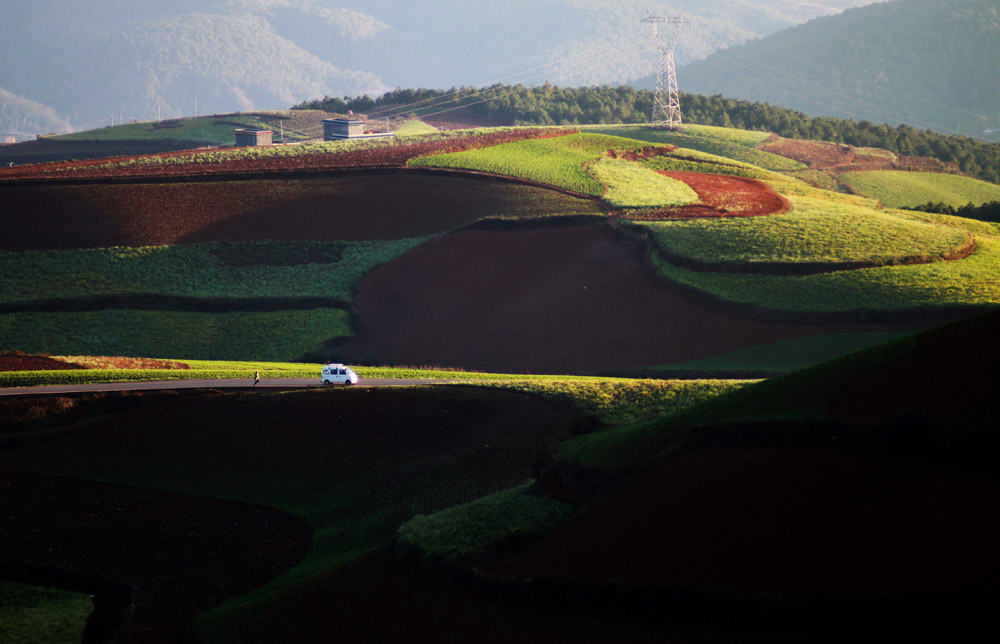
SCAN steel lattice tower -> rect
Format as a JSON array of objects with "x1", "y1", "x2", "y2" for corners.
[{"x1": 642, "y1": 12, "x2": 690, "y2": 128}]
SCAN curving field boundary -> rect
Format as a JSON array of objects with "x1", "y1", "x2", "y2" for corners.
[
  {"x1": 645, "y1": 230, "x2": 977, "y2": 276},
  {"x1": 618, "y1": 171, "x2": 790, "y2": 220}
]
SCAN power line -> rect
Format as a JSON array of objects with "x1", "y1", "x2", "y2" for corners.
[
  {"x1": 642, "y1": 11, "x2": 689, "y2": 127},
  {"x1": 364, "y1": 47, "x2": 615, "y2": 121}
]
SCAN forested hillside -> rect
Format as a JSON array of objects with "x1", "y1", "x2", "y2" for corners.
[
  {"x1": 296, "y1": 85, "x2": 1000, "y2": 184},
  {"x1": 0, "y1": 89, "x2": 70, "y2": 140},
  {"x1": 674, "y1": 0, "x2": 1000, "y2": 140},
  {"x1": 0, "y1": 0, "x2": 878, "y2": 133}
]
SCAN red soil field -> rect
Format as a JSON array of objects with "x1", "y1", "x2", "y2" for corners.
[
  {"x1": 649, "y1": 171, "x2": 791, "y2": 218},
  {"x1": 759, "y1": 136, "x2": 855, "y2": 169},
  {"x1": 0, "y1": 354, "x2": 84, "y2": 371},
  {"x1": 0, "y1": 129, "x2": 569, "y2": 183},
  {"x1": 335, "y1": 222, "x2": 922, "y2": 374},
  {"x1": 0, "y1": 175, "x2": 601, "y2": 250},
  {"x1": 489, "y1": 447, "x2": 1000, "y2": 595}
]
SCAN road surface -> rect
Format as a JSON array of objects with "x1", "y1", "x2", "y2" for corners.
[{"x1": 0, "y1": 378, "x2": 456, "y2": 397}]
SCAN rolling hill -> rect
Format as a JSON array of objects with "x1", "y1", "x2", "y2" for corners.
[
  {"x1": 674, "y1": 0, "x2": 1000, "y2": 140},
  {"x1": 0, "y1": 0, "x2": 881, "y2": 135},
  {"x1": 4, "y1": 113, "x2": 1000, "y2": 641}
]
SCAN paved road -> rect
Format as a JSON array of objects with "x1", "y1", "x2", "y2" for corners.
[{"x1": 0, "y1": 378, "x2": 455, "y2": 397}]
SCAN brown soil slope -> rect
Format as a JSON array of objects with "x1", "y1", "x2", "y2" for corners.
[
  {"x1": 0, "y1": 175, "x2": 600, "y2": 250},
  {"x1": 336, "y1": 222, "x2": 927, "y2": 374}
]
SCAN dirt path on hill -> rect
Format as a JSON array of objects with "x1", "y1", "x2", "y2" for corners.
[{"x1": 335, "y1": 222, "x2": 925, "y2": 374}]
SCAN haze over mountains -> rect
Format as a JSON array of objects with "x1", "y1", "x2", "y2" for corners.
[
  {"x1": 675, "y1": 0, "x2": 1000, "y2": 140},
  {"x1": 1, "y1": 0, "x2": 878, "y2": 138}
]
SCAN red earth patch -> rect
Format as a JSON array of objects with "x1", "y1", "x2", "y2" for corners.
[
  {"x1": 0, "y1": 354, "x2": 85, "y2": 371},
  {"x1": 335, "y1": 222, "x2": 922, "y2": 374},
  {"x1": 653, "y1": 171, "x2": 790, "y2": 218}
]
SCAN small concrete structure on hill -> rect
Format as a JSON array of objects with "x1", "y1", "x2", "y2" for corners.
[
  {"x1": 234, "y1": 129, "x2": 273, "y2": 147},
  {"x1": 322, "y1": 118, "x2": 394, "y2": 141}
]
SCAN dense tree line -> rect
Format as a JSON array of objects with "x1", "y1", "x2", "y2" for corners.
[
  {"x1": 907, "y1": 201, "x2": 1000, "y2": 224},
  {"x1": 293, "y1": 84, "x2": 1000, "y2": 184}
]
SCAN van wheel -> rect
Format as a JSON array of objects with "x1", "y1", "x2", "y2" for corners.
[{"x1": 344, "y1": 379, "x2": 353, "y2": 386}]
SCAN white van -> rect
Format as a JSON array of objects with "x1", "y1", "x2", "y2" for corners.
[{"x1": 321, "y1": 363, "x2": 359, "y2": 386}]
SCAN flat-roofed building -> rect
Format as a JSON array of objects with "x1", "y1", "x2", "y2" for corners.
[
  {"x1": 322, "y1": 118, "x2": 394, "y2": 141},
  {"x1": 234, "y1": 129, "x2": 273, "y2": 146}
]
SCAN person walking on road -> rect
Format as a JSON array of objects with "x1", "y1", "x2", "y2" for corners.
[{"x1": 253, "y1": 371, "x2": 260, "y2": 387}]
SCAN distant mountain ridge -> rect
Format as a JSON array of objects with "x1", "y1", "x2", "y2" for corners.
[
  {"x1": 0, "y1": 0, "x2": 879, "y2": 134},
  {"x1": 672, "y1": 0, "x2": 1000, "y2": 140}
]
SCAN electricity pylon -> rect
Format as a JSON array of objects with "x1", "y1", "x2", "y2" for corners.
[{"x1": 642, "y1": 11, "x2": 690, "y2": 128}]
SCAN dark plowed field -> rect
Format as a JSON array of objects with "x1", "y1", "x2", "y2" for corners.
[
  {"x1": 1, "y1": 469, "x2": 311, "y2": 644},
  {"x1": 490, "y1": 447, "x2": 1000, "y2": 594},
  {"x1": 0, "y1": 175, "x2": 601, "y2": 250},
  {"x1": 336, "y1": 222, "x2": 921, "y2": 374},
  {"x1": 0, "y1": 386, "x2": 575, "y2": 643}
]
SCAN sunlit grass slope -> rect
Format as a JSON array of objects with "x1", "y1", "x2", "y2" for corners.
[
  {"x1": 0, "y1": 309, "x2": 351, "y2": 362},
  {"x1": 585, "y1": 124, "x2": 805, "y2": 172},
  {"x1": 559, "y1": 308, "x2": 1000, "y2": 470},
  {"x1": 649, "y1": 330, "x2": 916, "y2": 374},
  {"x1": 52, "y1": 113, "x2": 298, "y2": 143},
  {"x1": 840, "y1": 170, "x2": 1000, "y2": 209},
  {"x1": 0, "y1": 239, "x2": 429, "y2": 303},
  {"x1": 409, "y1": 132, "x2": 655, "y2": 195},
  {"x1": 588, "y1": 158, "x2": 699, "y2": 208},
  {"x1": 651, "y1": 232, "x2": 1000, "y2": 313},
  {"x1": 637, "y1": 197, "x2": 970, "y2": 267}
]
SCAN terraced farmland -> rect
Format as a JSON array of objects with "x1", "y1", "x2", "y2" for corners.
[
  {"x1": 5, "y1": 118, "x2": 1000, "y2": 643},
  {"x1": 409, "y1": 132, "x2": 659, "y2": 195},
  {"x1": 840, "y1": 170, "x2": 1000, "y2": 209},
  {"x1": 637, "y1": 197, "x2": 972, "y2": 270}
]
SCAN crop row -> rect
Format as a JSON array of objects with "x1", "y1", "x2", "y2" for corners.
[
  {"x1": 585, "y1": 124, "x2": 806, "y2": 172},
  {"x1": 0, "y1": 128, "x2": 575, "y2": 182},
  {"x1": 587, "y1": 158, "x2": 699, "y2": 209},
  {"x1": 840, "y1": 170, "x2": 1000, "y2": 209},
  {"x1": 636, "y1": 196, "x2": 971, "y2": 267},
  {"x1": 0, "y1": 239, "x2": 429, "y2": 303},
  {"x1": 648, "y1": 228, "x2": 1000, "y2": 312},
  {"x1": 0, "y1": 309, "x2": 351, "y2": 361},
  {"x1": 410, "y1": 132, "x2": 661, "y2": 196}
]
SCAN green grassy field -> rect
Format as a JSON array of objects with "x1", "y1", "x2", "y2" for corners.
[
  {"x1": 51, "y1": 112, "x2": 306, "y2": 144},
  {"x1": 409, "y1": 132, "x2": 655, "y2": 196},
  {"x1": 0, "y1": 376, "x2": 740, "y2": 643},
  {"x1": 649, "y1": 230, "x2": 1000, "y2": 313},
  {"x1": 649, "y1": 330, "x2": 916, "y2": 374},
  {"x1": 636, "y1": 197, "x2": 971, "y2": 267},
  {"x1": 396, "y1": 483, "x2": 574, "y2": 558},
  {"x1": 840, "y1": 170, "x2": 1000, "y2": 209},
  {"x1": 0, "y1": 309, "x2": 351, "y2": 362},
  {"x1": 66, "y1": 126, "x2": 533, "y2": 172},
  {"x1": 393, "y1": 119, "x2": 440, "y2": 136},
  {"x1": 0, "y1": 239, "x2": 429, "y2": 304},
  {"x1": 640, "y1": 146, "x2": 786, "y2": 181},
  {"x1": 587, "y1": 158, "x2": 699, "y2": 208},
  {"x1": 585, "y1": 124, "x2": 805, "y2": 172},
  {"x1": 0, "y1": 581, "x2": 92, "y2": 644},
  {"x1": 557, "y1": 308, "x2": 1000, "y2": 471}
]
